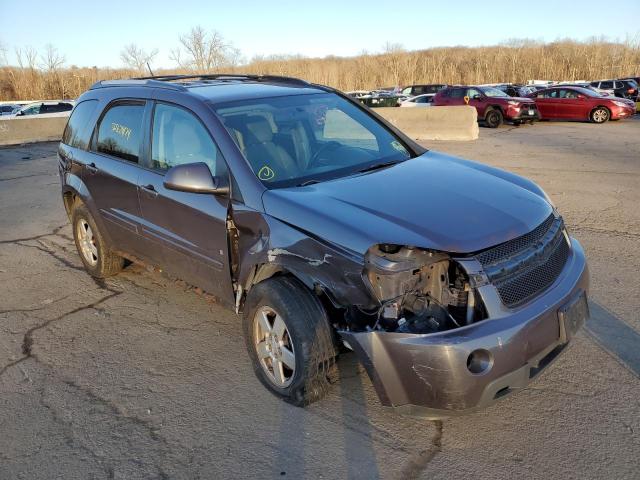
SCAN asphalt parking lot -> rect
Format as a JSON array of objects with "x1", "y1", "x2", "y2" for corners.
[{"x1": 1, "y1": 118, "x2": 639, "y2": 479}]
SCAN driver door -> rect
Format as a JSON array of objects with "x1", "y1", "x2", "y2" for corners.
[
  {"x1": 466, "y1": 88, "x2": 485, "y2": 117},
  {"x1": 137, "y1": 101, "x2": 234, "y2": 304}
]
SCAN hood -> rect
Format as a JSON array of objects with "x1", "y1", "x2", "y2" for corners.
[{"x1": 262, "y1": 151, "x2": 553, "y2": 255}]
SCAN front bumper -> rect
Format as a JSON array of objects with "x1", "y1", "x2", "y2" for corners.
[
  {"x1": 506, "y1": 105, "x2": 540, "y2": 121},
  {"x1": 611, "y1": 105, "x2": 636, "y2": 119},
  {"x1": 339, "y1": 238, "x2": 589, "y2": 418}
]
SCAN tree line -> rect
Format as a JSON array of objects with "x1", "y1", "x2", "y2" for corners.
[{"x1": 1, "y1": 28, "x2": 639, "y2": 100}]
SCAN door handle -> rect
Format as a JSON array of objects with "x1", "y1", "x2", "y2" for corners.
[
  {"x1": 86, "y1": 162, "x2": 99, "y2": 174},
  {"x1": 140, "y1": 184, "x2": 159, "y2": 198}
]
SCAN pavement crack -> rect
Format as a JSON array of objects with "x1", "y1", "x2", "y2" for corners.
[
  {"x1": 14, "y1": 239, "x2": 84, "y2": 272},
  {"x1": 0, "y1": 290, "x2": 122, "y2": 380},
  {"x1": 0, "y1": 223, "x2": 68, "y2": 245},
  {"x1": 0, "y1": 172, "x2": 54, "y2": 182},
  {"x1": 398, "y1": 420, "x2": 443, "y2": 480}
]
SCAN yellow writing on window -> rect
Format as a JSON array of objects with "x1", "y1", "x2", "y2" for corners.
[{"x1": 111, "y1": 122, "x2": 132, "y2": 140}]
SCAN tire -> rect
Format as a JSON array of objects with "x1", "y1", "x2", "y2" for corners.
[
  {"x1": 72, "y1": 203, "x2": 124, "y2": 278},
  {"x1": 485, "y1": 109, "x2": 503, "y2": 128},
  {"x1": 243, "y1": 276, "x2": 337, "y2": 406},
  {"x1": 590, "y1": 107, "x2": 610, "y2": 124}
]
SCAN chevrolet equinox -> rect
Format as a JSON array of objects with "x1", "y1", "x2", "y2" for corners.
[{"x1": 58, "y1": 74, "x2": 590, "y2": 417}]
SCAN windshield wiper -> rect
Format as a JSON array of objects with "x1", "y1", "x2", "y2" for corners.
[
  {"x1": 296, "y1": 179, "x2": 321, "y2": 187},
  {"x1": 357, "y1": 160, "x2": 400, "y2": 174}
]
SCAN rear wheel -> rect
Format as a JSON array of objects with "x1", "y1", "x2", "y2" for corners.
[
  {"x1": 72, "y1": 203, "x2": 124, "y2": 278},
  {"x1": 243, "y1": 277, "x2": 336, "y2": 406},
  {"x1": 485, "y1": 109, "x2": 503, "y2": 128},
  {"x1": 590, "y1": 107, "x2": 610, "y2": 123}
]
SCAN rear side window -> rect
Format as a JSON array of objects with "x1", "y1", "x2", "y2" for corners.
[
  {"x1": 151, "y1": 103, "x2": 224, "y2": 176},
  {"x1": 96, "y1": 103, "x2": 145, "y2": 163},
  {"x1": 600, "y1": 81, "x2": 614, "y2": 89},
  {"x1": 449, "y1": 88, "x2": 466, "y2": 98},
  {"x1": 62, "y1": 100, "x2": 98, "y2": 149}
]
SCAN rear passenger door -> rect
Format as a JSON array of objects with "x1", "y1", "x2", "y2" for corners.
[
  {"x1": 137, "y1": 102, "x2": 233, "y2": 303},
  {"x1": 83, "y1": 100, "x2": 149, "y2": 258}
]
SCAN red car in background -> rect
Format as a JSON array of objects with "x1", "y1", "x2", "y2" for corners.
[
  {"x1": 433, "y1": 85, "x2": 540, "y2": 127},
  {"x1": 527, "y1": 86, "x2": 635, "y2": 123}
]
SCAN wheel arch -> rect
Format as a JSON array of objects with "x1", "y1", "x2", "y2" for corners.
[{"x1": 61, "y1": 180, "x2": 114, "y2": 246}]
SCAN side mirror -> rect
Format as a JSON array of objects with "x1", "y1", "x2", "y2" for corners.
[
  {"x1": 472, "y1": 94, "x2": 482, "y2": 100},
  {"x1": 163, "y1": 162, "x2": 229, "y2": 195}
]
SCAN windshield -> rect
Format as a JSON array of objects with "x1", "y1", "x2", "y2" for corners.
[
  {"x1": 480, "y1": 87, "x2": 509, "y2": 98},
  {"x1": 213, "y1": 93, "x2": 413, "y2": 188}
]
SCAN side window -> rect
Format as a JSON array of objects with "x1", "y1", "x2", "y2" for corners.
[
  {"x1": 449, "y1": 88, "x2": 465, "y2": 98},
  {"x1": 413, "y1": 86, "x2": 425, "y2": 95},
  {"x1": 96, "y1": 103, "x2": 145, "y2": 163},
  {"x1": 401, "y1": 87, "x2": 412, "y2": 95},
  {"x1": 466, "y1": 88, "x2": 482, "y2": 99},
  {"x1": 22, "y1": 104, "x2": 41, "y2": 115},
  {"x1": 600, "y1": 81, "x2": 613, "y2": 89},
  {"x1": 62, "y1": 100, "x2": 98, "y2": 149},
  {"x1": 151, "y1": 103, "x2": 224, "y2": 176}
]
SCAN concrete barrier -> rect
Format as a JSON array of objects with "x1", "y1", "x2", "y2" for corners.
[
  {"x1": 0, "y1": 117, "x2": 67, "y2": 146},
  {"x1": 375, "y1": 105, "x2": 479, "y2": 141}
]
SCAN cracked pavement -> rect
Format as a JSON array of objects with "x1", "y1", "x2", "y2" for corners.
[{"x1": 1, "y1": 120, "x2": 639, "y2": 479}]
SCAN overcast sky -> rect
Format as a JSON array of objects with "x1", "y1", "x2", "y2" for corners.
[{"x1": 1, "y1": 0, "x2": 638, "y2": 68}]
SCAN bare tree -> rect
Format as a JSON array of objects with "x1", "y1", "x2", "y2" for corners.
[
  {"x1": 170, "y1": 26, "x2": 240, "y2": 72},
  {"x1": 120, "y1": 43, "x2": 158, "y2": 72},
  {"x1": 40, "y1": 44, "x2": 65, "y2": 71},
  {"x1": 15, "y1": 46, "x2": 38, "y2": 70},
  {"x1": 0, "y1": 41, "x2": 8, "y2": 66}
]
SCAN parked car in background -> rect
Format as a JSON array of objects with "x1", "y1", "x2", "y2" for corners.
[
  {"x1": 58, "y1": 74, "x2": 589, "y2": 417},
  {"x1": 400, "y1": 84, "x2": 446, "y2": 97},
  {"x1": 589, "y1": 79, "x2": 638, "y2": 100},
  {"x1": 398, "y1": 94, "x2": 434, "y2": 107},
  {"x1": 433, "y1": 85, "x2": 539, "y2": 127},
  {"x1": 527, "y1": 86, "x2": 635, "y2": 123},
  {"x1": 10, "y1": 101, "x2": 74, "y2": 118},
  {"x1": 558, "y1": 83, "x2": 612, "y2": 96},
  {"x1": 494, "y1": 84, "x2": 536, "y2": 98},
  {"x1": 0, "y1": 104, "x2": 20, "y2": 116}
]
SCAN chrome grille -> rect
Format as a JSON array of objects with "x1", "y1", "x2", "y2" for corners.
[{"x1": 475, "y1": 214, "x2": 571, "y2": 308}]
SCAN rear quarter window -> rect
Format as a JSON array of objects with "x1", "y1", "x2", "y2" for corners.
[
  {"x1": 62, "y1": 100, "x2": 99, "y2": 149},
  {"x1": 95, "y1": 103, "x2": 145, "y2": 163}
]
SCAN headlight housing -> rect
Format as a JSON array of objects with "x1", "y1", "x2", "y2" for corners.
[
  {"x1": 507, "y1": 100, "x2": 520, "y2": 106},
  {"x1": 612, "y1": 100, "x2": 628, "y2": 107}
]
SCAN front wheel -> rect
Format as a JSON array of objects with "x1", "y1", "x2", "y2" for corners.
[
  {"x1": 485, "y1": 109, "x2": 503, "y2": 128},
  {"x1": 243, "y1": 277, "x2": 336, "y2": 406},
  {"x1": 591, "y1": 107, "x2": 610, "y2": 123}
]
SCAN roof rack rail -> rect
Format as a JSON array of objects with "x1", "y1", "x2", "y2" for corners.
[
  {"x1": 90, "y1": 79, "x2": 186, "y2": 91},
  {"x1": 132, "y1": 73, "x2": 310, "y2": 86}
]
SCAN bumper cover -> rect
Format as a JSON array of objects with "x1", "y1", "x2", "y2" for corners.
[{"x1": 339, "y1": 238, "x2": 589, "y2": 418}]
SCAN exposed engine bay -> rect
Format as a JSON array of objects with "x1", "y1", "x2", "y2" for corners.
[{"x1": 345, "y1": 244, "x2": 487, "y2": 334}]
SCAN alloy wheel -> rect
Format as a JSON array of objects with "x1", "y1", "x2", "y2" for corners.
[
  {"x1": 76, "y1": 219, "x2": 98, "y2": 266},
  {"x1": 253, "y1": 306, "x2": 296, "y2": 388}
]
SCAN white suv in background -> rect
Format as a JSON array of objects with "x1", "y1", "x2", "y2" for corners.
[{"x1": 9, "y1": 101, "x2": 75, "y2": 118}]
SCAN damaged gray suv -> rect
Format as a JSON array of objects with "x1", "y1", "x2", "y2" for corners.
[{"x1": 59, "y1": 74, "x2": 589, "y2": 417}]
